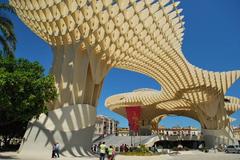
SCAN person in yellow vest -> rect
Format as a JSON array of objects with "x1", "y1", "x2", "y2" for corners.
[
  {"x1": 107, "y1": 145, "x2": 115, "y2": 160},
  {"x1": 99, "y1": 142, "x2": 106, "y2": 160}
]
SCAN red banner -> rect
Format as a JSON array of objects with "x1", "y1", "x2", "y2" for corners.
[{"x1": 126, "y1": 106, "x2": 141, "y2": 132}]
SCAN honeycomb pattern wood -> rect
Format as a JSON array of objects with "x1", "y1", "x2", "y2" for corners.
[{"x1": 10, "y1": 0, "x2": 240, "y2": 150}]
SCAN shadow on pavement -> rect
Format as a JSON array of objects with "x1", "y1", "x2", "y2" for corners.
[{"x1": 0, "y1": 153, "x2": 19, "y2": 159}]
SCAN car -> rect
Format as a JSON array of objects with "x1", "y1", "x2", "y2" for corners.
[{"x1": 225, "y1": 145, "x2": 240, "y2": 153}]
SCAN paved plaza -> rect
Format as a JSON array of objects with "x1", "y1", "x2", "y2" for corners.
[{"x1": 0, "y1": 151, "x2": 240, "y2": 160}]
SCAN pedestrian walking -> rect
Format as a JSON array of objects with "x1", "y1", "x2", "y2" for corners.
[
  {"x1": 108, "y1": 145, "x2": 116, "y2": 160},
  {"x1": 55, "y1": 142, "x2": 60, "y2": 158},
  {"x1": 51, "y1": 143, "x2": 56, "y2": 158},
  {"x1": 99, "y1": 142, "x2": 106, "y2": 160}
]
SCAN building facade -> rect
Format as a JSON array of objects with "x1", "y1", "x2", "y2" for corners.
[
  {"x1": 158, "y1": 126, "x2": 201, "y2": 137},
  {"x1": 94, "y1": 115, "x2": 119, "y2": 136},
  {"x1": 233, "y1": 127, "x2": 240, "y2": 140},
  {"x1": 116, "y1": 128, "x2": 130, "y2": 136},
  {"x1": 116, "y1": 126, "x2": 201, "y2": 137}
]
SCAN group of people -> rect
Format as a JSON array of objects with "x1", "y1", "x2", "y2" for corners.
[
  {"x1": 52, "y1": 142, "x2": 60, "y2": 158},
  {"x1": 92, "y1": 142, "x2": 116, "y2": 160},
  {"x1": 119, "y1": 144, "x2": 130, "y2": 152}
]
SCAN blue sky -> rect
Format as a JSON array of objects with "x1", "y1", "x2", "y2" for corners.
[{"x1": 7, "y1": 0, "x2": 240, "y2": 129}]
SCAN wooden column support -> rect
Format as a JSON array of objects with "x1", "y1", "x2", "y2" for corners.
[{"x1": 50, "y1": 43, "x2": 109, "y2": 109}]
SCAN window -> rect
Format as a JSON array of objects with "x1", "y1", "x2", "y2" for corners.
[{"x1": 227, "y1": 145, "x2": 234, "y2": 148}]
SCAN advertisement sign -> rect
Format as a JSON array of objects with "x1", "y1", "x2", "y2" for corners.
[{"x1": 126, "y1": 106, "x2": 141, "y2": 132}]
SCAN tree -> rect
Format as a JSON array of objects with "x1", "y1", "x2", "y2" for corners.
[
  {"x1": 0, "y1": 2, "x2": 16, "y2": 57},
  {"x1": 0, "y1": 56, "x2": 57, "y2": 148}
]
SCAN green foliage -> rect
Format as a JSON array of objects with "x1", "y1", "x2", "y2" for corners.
[
  {"x1": 139, "y1": 144, "x2": 150, "y2": 153},
  {"x1": 121, "y1": 145, "x2": 153, "y2": 156},
  {"x1": 0, "y1": 2, "x2": 16, "y2": 57},
  {"x1": 121, "y1": 151, "x2": 154, "y2": 156},
  {"x1": 0, "y1": 56, "x2": 57, "y2": 147}
]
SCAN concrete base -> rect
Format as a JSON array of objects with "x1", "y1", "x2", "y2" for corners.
[
  {"x1": 202, "y1": 128, "x2": 238, "y2": 148},
  {"x1": 18, "y1": 104, "x2": 96, "y2": 158}
]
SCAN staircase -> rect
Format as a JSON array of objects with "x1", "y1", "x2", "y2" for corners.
[{"x1": 93, "y1": 134, "x2": 158, "y2": 147}]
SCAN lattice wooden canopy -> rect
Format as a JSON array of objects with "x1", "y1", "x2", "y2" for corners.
[{"x1": 10, "y1": 0, "x2": 240, "y2": 129}]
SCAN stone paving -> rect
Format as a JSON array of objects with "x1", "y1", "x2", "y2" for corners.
[
  {"x1": 167, "y1": 151, "x2": 240, "y2": 160},
  {"x1": 0, "y1": 150, "x2": 240, "y2": 160}
]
